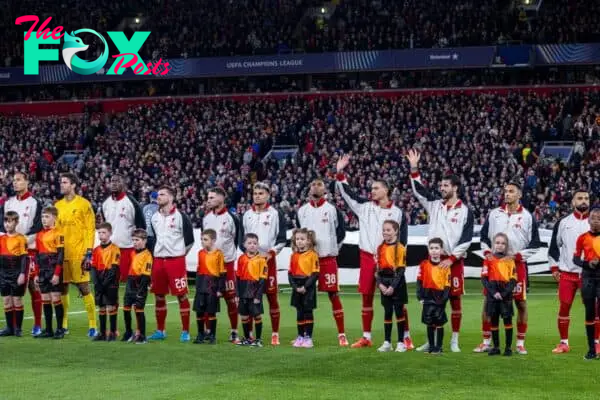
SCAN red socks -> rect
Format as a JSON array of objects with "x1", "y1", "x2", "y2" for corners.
[
  {"x1": 403, "y1": 305, "x2": 410, "y2": 333},
  {"x1": 226, "y1": 297, "x2": 238, "y2": 330},
  {"x1": 558, "y1": 301, "x2": 571, "y2": 340},
  {"x1": 267, "y1": 293, "x2": 280, "y2": 333},
  {"x1": 329, "y1": 293, "x2": 345, "y2": 334},
  {"x1": 361, "y1": 294, "x2": 374, "y2": 333},
  {"x1": 517, "y1": 322, "x2": 527, "y2": 340},
  {"x1": 30, "y1": 288, "x2": 42, "y2": 327},
  {"x1": 450, "y1": 297, "x2": 462, "y2": 333},
  {"x1": 155, "y1": 297, "x2": 167, "y2": 331},
  {"x1": 179, "y1": 297, "x2": 190, "y2": 332},
  {"x1": 482, "y1": 319, "x2": 491, "y2": 339}
]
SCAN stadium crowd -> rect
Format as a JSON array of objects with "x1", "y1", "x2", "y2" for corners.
[
  {"x1": 1, "y1": 90, "x2": 599, "y2": 230},
  {"x1": 4, "y1": 0, "x2": 600, "y2": 67}
]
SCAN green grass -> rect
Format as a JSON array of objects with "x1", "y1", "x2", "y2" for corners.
[{"x1": 1, "y1": 277, "x2": 599, "y2": 400}]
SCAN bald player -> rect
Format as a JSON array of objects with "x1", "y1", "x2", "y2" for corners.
[{"x1": 297, "y1": 178, "x2": 348, "y2": 346}]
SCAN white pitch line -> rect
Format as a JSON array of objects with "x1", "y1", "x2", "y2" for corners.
[{"x1": 0, "y1": 300, "x2": 179, "y2": 323}]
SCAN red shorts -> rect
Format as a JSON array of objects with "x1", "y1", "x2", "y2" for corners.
[
  {"x1": 119, "y1": 248, "x2": 135, "y2": 283},
  {"x1": 450, "y1": 259, "x2": 464, "y2": 297},
  {"x1": 266, "y1": 257, "x2": 278, "y2": 295},
  {"x1": 558, "y1": 271, "x2": 581, "y2": 305},
  {"x1": 151, "y1": 256, "x2": 188, "y2": 296},
  {"x1": 358, "y1": 250, "x2": 377, "y2": 295},
  {"x1": 224, "y1": 261, "x2": 236, "y2": 299},
  {"x1": 318, "y1": 256, "x2": 339, "y2": 292},
  {"x1": 513, "y1": 261, "x2": 527, "y2": 302}
]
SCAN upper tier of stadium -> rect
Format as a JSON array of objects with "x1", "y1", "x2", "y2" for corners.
[{"x1": 3, "y1": 0, "x2": 600, "y2": 67}]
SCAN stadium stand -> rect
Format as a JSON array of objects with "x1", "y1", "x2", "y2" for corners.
[
  {"x1": 1, "y1": 87, "x2": 599, "y2": 230},
  {"x1": 4, "y1": 0, "x2": 600, "y2": 67}
]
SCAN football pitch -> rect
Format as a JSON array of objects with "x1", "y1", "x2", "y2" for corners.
[{"x1": 1, "y1": 277, "x2": 599, "y2": 400}]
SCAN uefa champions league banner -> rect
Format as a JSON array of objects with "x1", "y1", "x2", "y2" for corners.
[{"x1": 0, "y1": 46, "x2": 497, "y2": 85}]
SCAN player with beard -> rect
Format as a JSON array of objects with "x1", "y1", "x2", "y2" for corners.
[
  {"x1": 335, "y1": 155, "x2": 413, "y2": 349},
  {"x1": 476, "y1": 182, "x2": 541, "y2": 355},
  {"x1": 148, "y1": 186, "x2": 195, "y2": 342},
  {"x1": 549, "y1": 190, "x2": 600, "y2": 354},
  {"x1": 55, "y1": 173, "x2": 97, "y2": 336},
  {"x1": 296, "y1": 179, "x2": 348, "y2": 346},
  {"x1": 407, "y1": 149, "x2": 474, "y2": 353}
]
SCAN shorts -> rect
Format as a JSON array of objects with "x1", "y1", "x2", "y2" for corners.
[
  {"x1": 238, "y1": 298, "x2": 264, "y2": 317},
  {"x1": 450, "y1": 259, "x2": 464, "y2": 297},
  {"x1": 581, "y1": 273, "x2": 600, "y2": 301},
  {"x1": 265, "y1": 257, "x2": 278, "y2": 295},
  {"x1": 486, "y1": 298, "x2": 514, "y2": 319},
  {"x1": 151, "y1": 257, "x2": 188, "y2": 296},
  {"x1": 63, "y1": 257, "x2": 90, "y2": 284},
  {"x1": 318, "y1": 256, "x2": 339, "y2": 292},
  {"x1": 119, "y1": 248, "x2": 135, "y2": 283},
  {"x1": 124, "y1": 289, "x2": 147, "y2": 309},
  {"x1": 558, "y1": 271, "x2": 581, "y2": 305},
  {"x1": 358, "y1": 250, "x2": 377, "y2": 295},
  {"x1": 95, "y1": 285, "x2": 118, "y2": 307},
  {"x1": 224, "y1": 261, "x2": 236, "y2": 299},
  {"x1": 193, "y1": 292, "x2": 220, "y2": 314},
  {"x1": 422, "y1": 302, "x2": 448, "y2": 326},
  {"x1": 0, "y1": 268, "x2": 26, "y2": 297},
  {"x1": 513, "y1": 261, "x2": 527, "y2": 302},
  {"x1": 378, "y1": 274, "x2": 408, "y2": 305},
  {"x1": 38, "y1": 267, "x2": 63, "y2": 294},
  {"x1": 290, "y1": 285, "x2": 317, "y2": 312}
]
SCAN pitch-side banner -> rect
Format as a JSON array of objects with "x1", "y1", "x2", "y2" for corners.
[{"x1": 0, "y1": 46, "x2": 496, "y2": 85}]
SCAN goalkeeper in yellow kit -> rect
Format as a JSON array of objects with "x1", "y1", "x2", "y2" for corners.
[{"x1": 55, "y1": 173, "x2": 97, "y2": 336}]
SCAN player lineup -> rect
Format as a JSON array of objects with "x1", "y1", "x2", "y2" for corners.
[{"x1": 0, "y1": 155, "x2": 598, "y2": 359}]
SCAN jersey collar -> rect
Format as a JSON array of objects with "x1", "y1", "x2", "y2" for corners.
[
  {"x1": 444, "y1": 199, "x2": 463, "y2": 210},
  {"x1": 160, "y1": 205, "x2": 177, "y2": 215},
  {"x1": 112, "y1": 192, "x2": 126, "y2": 201},
  {"x1": 374, "y1": 200, "x2": 393, "y2": 209},
  {"x1": 212, "y1": 206, "x2": 227, "y2": 215},
  {"x1": 574, "y1": 210, "x2": 589, "y2": 220},
  {"x1": 16, "y1": 191, "x2": 32, "y2": 201},
  {"x1": 252, "y1": 203, "x2": 270, "y2": 212},
  {"x1": 309, "y1": 198, "x2": 326, "y2": 208},
  {"x1": 501, "y1": 204, "x2": 523, "y2": 215}
]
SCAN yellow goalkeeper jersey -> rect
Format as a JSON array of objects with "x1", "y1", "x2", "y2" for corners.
[{"x1": 55, "y1": 195, "x2": 96, "y2": 260}]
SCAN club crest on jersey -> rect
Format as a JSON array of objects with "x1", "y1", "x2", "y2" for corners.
[{"x1": 451, "y1": 212, "x2": 459, "y2": 223}]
